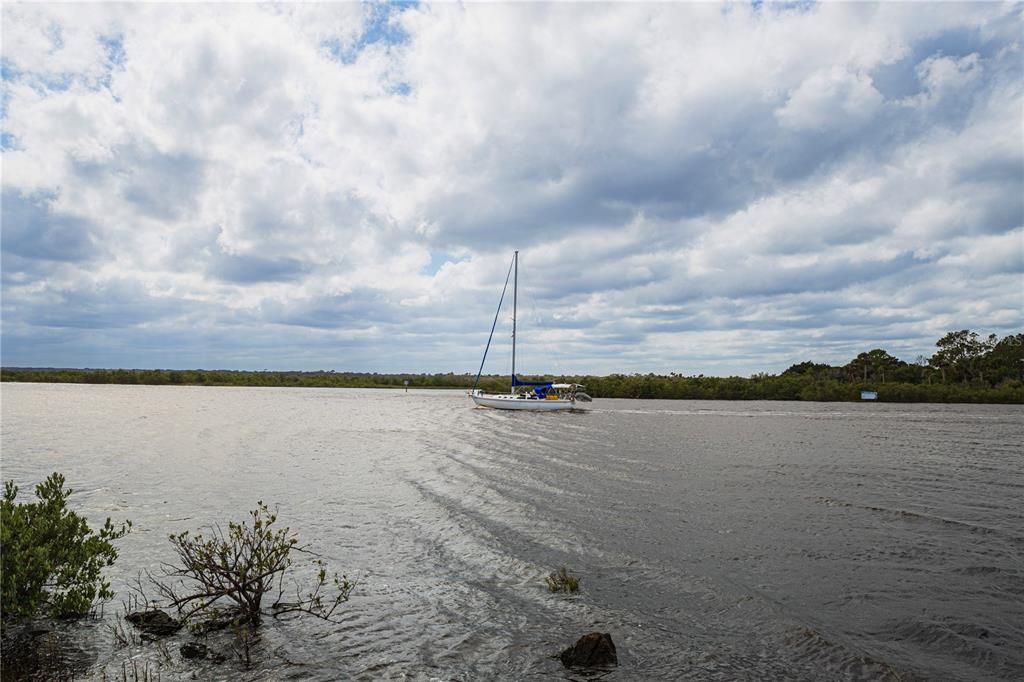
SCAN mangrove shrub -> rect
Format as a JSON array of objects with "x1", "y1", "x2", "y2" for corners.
[{"x1": 1, "y1": 472, "x2": 130, "y2": 627}]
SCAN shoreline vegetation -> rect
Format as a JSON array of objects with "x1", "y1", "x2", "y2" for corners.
[{"x1": 2, "y1": 331, "x2": 1021, "y2": 404}]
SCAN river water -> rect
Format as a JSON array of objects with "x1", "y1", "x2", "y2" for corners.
[{"x1": 1, "y1": 383, "x2": 1022, "y2": 681}]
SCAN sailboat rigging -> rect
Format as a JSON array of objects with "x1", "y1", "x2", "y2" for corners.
[{"x1": 470, "y1": 251, "x2": 591, "y2": 411}]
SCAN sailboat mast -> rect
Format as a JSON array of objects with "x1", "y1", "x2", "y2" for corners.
[{"x1": 511, "y1": 250, "x2": 518, "y2": 393}]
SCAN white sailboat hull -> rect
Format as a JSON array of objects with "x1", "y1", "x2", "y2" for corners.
[{"x1": 471, "y1": 393, "x2": 579, "y2": 411}]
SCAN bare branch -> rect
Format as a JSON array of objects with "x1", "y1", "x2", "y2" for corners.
[{"x1": 143, "y1": 502, "x2": 353, "y2": 629}]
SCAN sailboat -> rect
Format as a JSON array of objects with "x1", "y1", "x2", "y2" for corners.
[{"x1": 470, "y1": 251, "x2": 592, "y2": 411}]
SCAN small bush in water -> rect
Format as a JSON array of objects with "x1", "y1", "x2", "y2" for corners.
[
  {"x1": 546, "y1": 566, "x2": 580, "y2": 593},
  {"x1": 150, "y1": 501, "x2": 353, "y2": 628}
]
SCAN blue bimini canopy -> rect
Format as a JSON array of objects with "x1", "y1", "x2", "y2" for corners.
[{"x1": 512, "y1": 375, "x2": 553, "y2": 387}]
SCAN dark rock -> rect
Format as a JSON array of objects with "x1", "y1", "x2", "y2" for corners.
[
  {"x1": 190, "y1": 606, "x2": 251, "y2": 633},
  {"x1": 560, "y1": 631, "x2": 618, "y2": 668},
  {"x1": 125, "y1": 610, "x2": 182, "y2": 636},
  {"x1": 179, "y1": 642, "x2": 208, "y2": 659}
]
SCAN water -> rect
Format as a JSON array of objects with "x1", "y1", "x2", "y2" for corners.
[{"x1": 1, "y1": 383, "x2": 1022, "y2": 680}]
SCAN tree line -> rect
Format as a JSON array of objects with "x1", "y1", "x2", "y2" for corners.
[{"x1": 2, "y1": 330, "x2": 1021, "y2": 403}]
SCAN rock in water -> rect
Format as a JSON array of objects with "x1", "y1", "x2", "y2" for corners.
[
  {"x1": 190, "y1": 605, "x2": 251, "y2": 633},
  {"x1": 125, "y1": 610, "x2": 181, "y2": 636},
  {"x1": 560, "y1": 632, "x2": 618, "y2": 668},
  {"x1": 179, "y1": 642, "x2": 208, "y2": 659}
]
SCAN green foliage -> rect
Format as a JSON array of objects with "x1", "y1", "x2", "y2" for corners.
[
  {"x1": 153, "y1": 502, "x2": 352, "y2": 627},
  {"x1": 931, "y1": 330, "x2": 996, "y2": 383},
  {"x1": 0, "y1": 367, "x2": 485, "y2": 390},
  {"x1": 2, "y1": 329, "x2": 1021, "y2": 403},
  {"x1": 984, "y1": 333, "x2": 1024, "y2": 384},
  {"x1": 843, "y1": 349, "x2": 903, "y2": 384},
  {"x1": 782, "y1": 362, "x2": 833, "y2": 378},
  {"x1": 1, "y1": 473, "x2": 130, "y2": 626},
  {"x1": 546, "y1": 566, "x2": 580, "y2": 593}
]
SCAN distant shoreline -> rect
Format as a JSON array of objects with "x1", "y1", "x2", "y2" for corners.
[{"x1": 3, "y1": 367, "x2": 1021, "y2": 404}]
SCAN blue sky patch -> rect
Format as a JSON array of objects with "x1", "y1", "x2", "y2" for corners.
[
  {"x1": 100, "y1": 34, "x2": 125, "y2": 67},
  {"x1": 423, "y1": 251, "x2": 458, "y2": 276},
  {"x1": 1, "y1": 58, "x2": 19, "y2": 83},
  {"x1": 388, "y1": 81, "x2": 412, "y2": 97},
  {"x1": 45, "y1": 22, "x2": 64, "y2": 52},
  {"x1": 322, "y1": 1, "x2": 415, "y2": 65},
  {"x1": 97, "y1": 34, "x2": 125, "y2": 90},
  {"x1": 360, "y1": 1, "x2": 415, "y2": 48},
  {"x1": 1, "y1": 130, "x2": 18, "y2": 150}
]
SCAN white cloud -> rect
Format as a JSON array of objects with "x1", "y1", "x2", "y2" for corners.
[
  {"x1": 908, "y1": 53, "x2": 982, "y2": 108},
  {"x1": 776, "y1": 67, "x2": 883, "y2": 131}
]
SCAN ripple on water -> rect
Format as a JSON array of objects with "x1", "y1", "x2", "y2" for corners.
[{"x1": 1, "y1": 386, "x2": 1022, "y2": 680}]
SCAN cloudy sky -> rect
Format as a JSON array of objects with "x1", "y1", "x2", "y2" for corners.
[{"x1": 2, "y1": 2, "x2": 1021, "y2": 376}]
